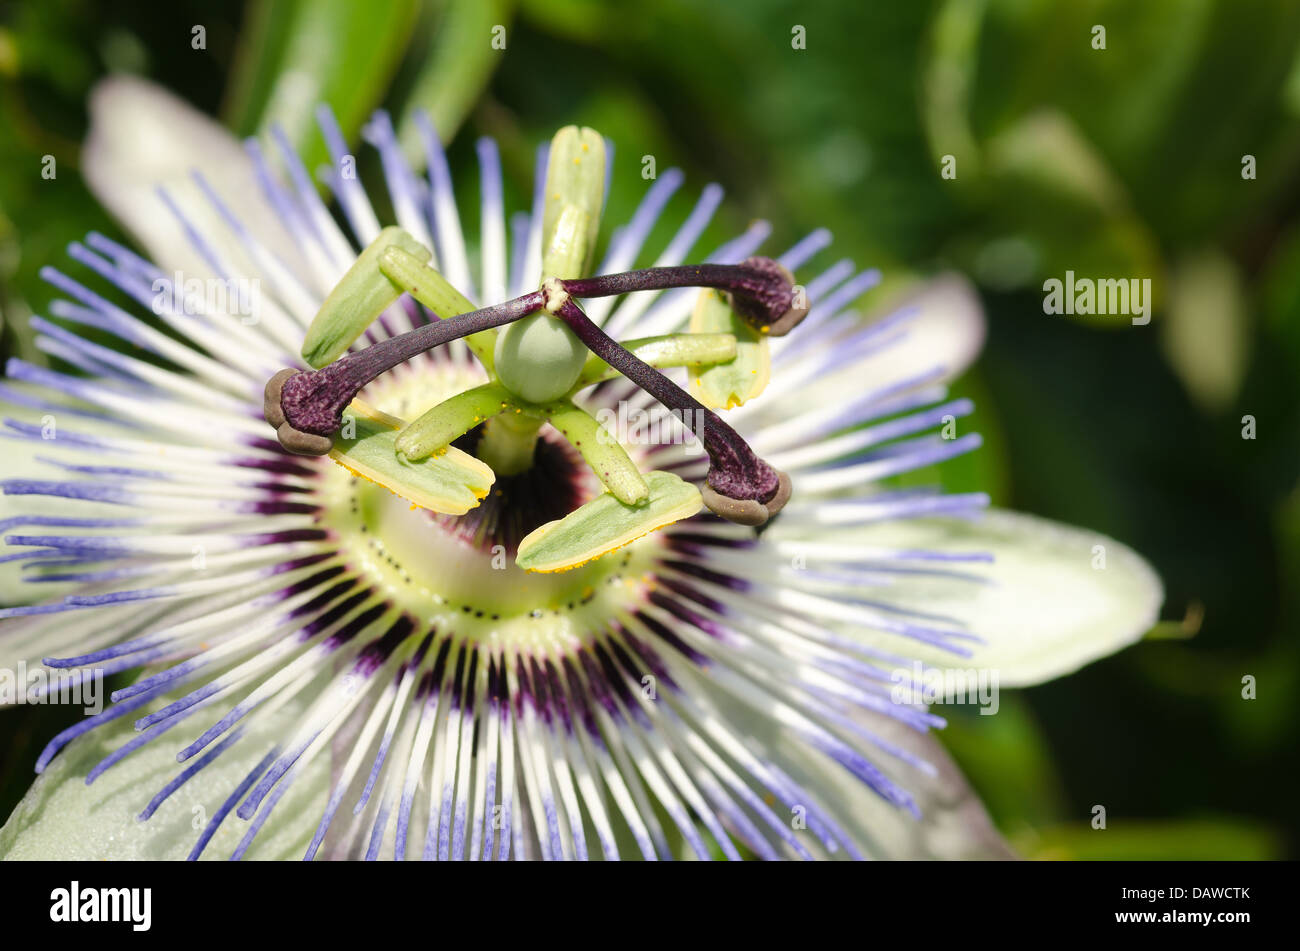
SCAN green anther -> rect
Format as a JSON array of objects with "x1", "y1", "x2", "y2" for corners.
[
  {"x1": 540, "y1": 126, "x2": 606, "y2": 278},
  {"x1": 378, "y1": 245, "x2": 497, "y2": 372},
  {"x1": 571, "y1": 332, "x2": 739, "y2": 389},
  {"x1": 544, "y1": 399, "x2": 649, "y2": 505},
  {"x1": 688, "y1": 288, "x2": 771, "y2": 409},
  {"x1": 331, "y1": 401, "x2": 494, "y2": 516},
  {"x1": 541, "y1": 205, "x2": 591, "y2": 288},
  {"x1": 516, "y1": 470, "x2": 702, "y2": 573},
  {"x1": 494, "y1": 126, "x2": 607, "y2": 405},
  {"x1": 301, "y1": 226, "x2": 431, "y2": 368},
  {"x1": 394, "y1": 381, "x2": 514, "y2": 461}
]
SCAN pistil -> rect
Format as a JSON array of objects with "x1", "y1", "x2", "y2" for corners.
[
  {"x1": 550, "y1": 291, "x2": 791, "y2": 526},
  {"x1": 266, "y1": 290, "x2": 544, "y2": 454},
  {"x1": 561, "y1": 256, "x2": 808, "y2": 336}
]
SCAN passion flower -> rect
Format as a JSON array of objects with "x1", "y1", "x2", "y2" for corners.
[{"x1": 0, "y1": 78, "x2": 1162, "y2": 860}]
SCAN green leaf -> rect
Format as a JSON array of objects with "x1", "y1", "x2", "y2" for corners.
[
  {"x1": 225, "y1": 0, "x2": 420, "y2": 177},
  {"x1": 1161, "y1": 248, "x2": 1250, "y2": 412},
  {"x1": 517, "y1": 470, "x2": 701, "y2": 573},
  {"x1": 1023, "y1": 819, "x2": 1279, "y2": 861},
  {"x1": 332, "y1": 400, "x2": 494, "y2": 515},
  {"x1": 688, "y1": 288, "x2": 769, "y2": 409},
  {"x1": 396, "y1": 0, "x2": 516, "y2": 160},
  {"x1": 938, "y1": 694, "x2": 1067, "y2": 829}
]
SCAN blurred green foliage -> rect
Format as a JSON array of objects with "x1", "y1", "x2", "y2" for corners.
[{"x1": 0, "y1": 0, "x2": 1296, "y2": 858}]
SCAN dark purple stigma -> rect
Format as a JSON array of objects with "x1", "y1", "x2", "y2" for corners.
[
  {"x1": 561, "y1": 256, "x2": 808, "y2": 337},
  {"x1": 551, "y1": 295, "x2": 793, "y2": 526},
  {"x1": 264, "y1": 289, "x2": 544, "y2": 455}
]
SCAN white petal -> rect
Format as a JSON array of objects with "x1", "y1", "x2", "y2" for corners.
[
  {"x1": 734, "y1": 272, "x2": 986, "y2": 437},
  {"x1": 757, "y1": 270, "x2": 984, "y2": 404},
  {"x1": 819, "y1": 717, "x2": 1017, "y2": 859},
  {"x1": 0, "y1": 388, "x2": 121, "y2": 604},
  {"x1": 0, "y1": 691, "x2": 327, "y2": 860},
  {"x1": 839, "y1": 509, "x2": 1163, "y2": 686},
  {"x1": 879, "y1": 271, "x2": 986, "y2": 384},
  {"x1": 82, "y1": 76, "x2": 308, "y2": 284},
  {"x1": 728, "y1": 695, "x2": 1015, "y2": 859}
]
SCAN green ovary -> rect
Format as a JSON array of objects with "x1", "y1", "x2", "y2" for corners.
[{"x1": 493, "y1": 313, "x2": 588, "y2": 403}]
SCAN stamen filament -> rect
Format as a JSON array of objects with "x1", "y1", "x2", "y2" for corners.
[
  {"x1": 543, "y1": 399, "x2": 649, "y2": 505},
  {"x1": 300, "y1": 227, "x2": 431, "y2": 369},
  {"x1": 378, "y1": 247, "x2": 498, "y2": 371}
]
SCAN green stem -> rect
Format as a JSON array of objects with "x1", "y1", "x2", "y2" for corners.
[{"x1": 476, "y1": 410, "x2": 544, "y2": 475}]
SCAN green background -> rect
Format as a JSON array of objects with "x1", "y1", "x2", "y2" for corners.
[{"x1": 0, "y1": 0, "x2": 1296, "y2": 859}]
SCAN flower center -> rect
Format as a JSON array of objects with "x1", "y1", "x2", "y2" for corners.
[
  {"x1": 319, "y1": 365, "x2": 662, "y2": 650},
  {"x1": 265, "y1": 125, "x2": 813, "y2": 574},
  {"x1": 266, "y1": 253, "x2": 801, "y2": 530}
]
